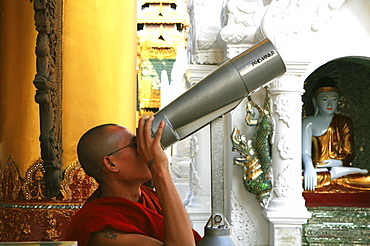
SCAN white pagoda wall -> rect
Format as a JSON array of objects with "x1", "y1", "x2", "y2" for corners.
[{"x1": 165, "y1": 0, "x2": 370, "y2": 245}]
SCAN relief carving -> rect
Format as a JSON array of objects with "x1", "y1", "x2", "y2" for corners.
[
  {"x1": 0, "y1": 158, "x2": 97, "y2": 241},
  {"x1": 277, "y1": 134, "x2": 294, "y2": 160},
  {"x1": 274, "y1": 94, "x2": 292, "y2": 127},
  {"x1": 0, "y1": 202, "x2": 79, "y2": 242},
  {"x1": 61, "y1": 161, "x2": 98, "y2": 201},
  {"x1": 261, "y1": 0, "x2": 346, "y2": 58},
  {"x1": 32, "y1": 0, "x2": 63, "y2": 199},
  {"x1": 220, "y1": 0, "x2": 266, "y2": 44},
  {"x1": 273, "y1": 163, "x2": 291, "y2": 198},
  {"x1": 187, "y1": 0, "x2": 225, "y2": 64},
  {"x1": 22, "y1": 159, "x2": 46, "y2": 200},
  {"x1": 0, "y1": 157, "x2": 22, "y2": 200},
  {"x1": 230, "y1": 191, "x2": 258, "y2": 246}
]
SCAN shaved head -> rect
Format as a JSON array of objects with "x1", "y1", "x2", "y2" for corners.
[{"x1": 77, "y1": 124, "x2": 129, "y2": 181}]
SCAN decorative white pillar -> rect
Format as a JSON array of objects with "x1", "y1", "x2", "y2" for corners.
[
  {"x1": 162, "y1": 49, "x2": 190, "y2": 203},
  {"x1": 186, "y1": 126, "x2": 212, "y2": 235},
  {"x1": 263, "y1": 62, "x2": 311, "y2": 245},
  {"x1": 184, "y1": 64, "x2": 218, "y2": 236},
  {"x1": 185, "y1": 1, "x2": 225, "y2": 232},
  {"x1": 258, "y1": 1, "x2": 348, "y2": 243}
]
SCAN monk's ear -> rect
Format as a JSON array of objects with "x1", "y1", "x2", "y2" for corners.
[{"x1": 102, "y1": 156, "x2": 119, "y2": 173}]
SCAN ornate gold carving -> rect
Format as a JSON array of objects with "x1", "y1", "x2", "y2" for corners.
[
  {"x1": 61, "y1": 161, "x2": 98, "y2": 201},
  {"x1": 0, "y1": 200, "x2": 81, "y2": 241},
  {"x1": 22, "y1": 158, "x2": 46, "y2": 200},
  {"x1": 0, "y1": 158, "x2": 87, "y2": 241},
  {"x1": 140, "y1": 43, "x2": 177, "y2": 59},
  {"x1": 0, "y1": 157, "x2": 22, "y2": 200},
  {"x1": 44, "y1": 211, "x2": 61, "y2": 240},
  {"x1": 0, "y1": 159, "x2": 92, "y2": 242},
  {"x1": 0, "y1": 159, "x2": 95, "y2": 241},
  {"x1": 0, "y1": 207, "x2": 33, "y2": 241}
]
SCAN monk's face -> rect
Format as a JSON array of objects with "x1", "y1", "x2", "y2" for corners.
[
  {"x1": 315, "y1": 91, "x2": 339, "y2": 116},
  {"x1": 107, "y1": 127, "x2": 152, "y2": 183}
]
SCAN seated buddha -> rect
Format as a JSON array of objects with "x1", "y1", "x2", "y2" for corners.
[{"x1": 302, "y1": 76, "x2": 369, "y2": 192}]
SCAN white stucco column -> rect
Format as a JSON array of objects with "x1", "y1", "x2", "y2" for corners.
[
  {"x1": 185, "y1": 65, "x2": 218, "y2": 236},
  {"x1": 263, "y1": 62, "x2": 312, "y2": 245},
  {"x1": 186, "y1": 126, "x2": 212, "y2": 236}
]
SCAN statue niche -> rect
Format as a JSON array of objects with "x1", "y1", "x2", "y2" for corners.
[
  {"x1": 302, "y1": 77, "x2": 368, "y2": 191},
  {"x1": 302, "y1": 58, "x2": 370, "y2": 194}
]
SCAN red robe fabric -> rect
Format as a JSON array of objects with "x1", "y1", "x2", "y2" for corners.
[{"x1": 65, "y1": 185, "x2": 202, "y2": 245}]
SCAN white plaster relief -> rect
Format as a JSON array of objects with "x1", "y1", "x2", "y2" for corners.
[
  {"x1": 311, "y1": 0, "x2": 346, "y2": 32},
  {"x1": 272, "y1": 74, "x2": 305, "y2": 93},
  {"x1": 189, "y1": 163, "x2": 202, "y2": 194},
  {"x1": 170, "y1": 135, "x2": 200, "y2": 203},
  {"x1": 275, "y1": 227, "x2": 302, "y2": 245},
  {"x1": 187, "y1": 0, "x2": 225, "y2": 64},
  {"x1": 220, "y1": 0, "x2": 267, "y2": 44},
  {"x1": 225, "y1": 44, "x2": 251, "y2": 60},
  {"x1": 194, "y1": 51, "x2": 224, "y2": 65},
  {"x1": 261, "y1": 0, "x2": 312, "y2": 45},
  {"x1": 277, "y1": 133, "x2": 294, "y2": 160},
  {"x1": 271, "y1": 78, "x2": 284, "y2": 89},
  {"x1": 273, "y1": 163, "x2": 292, "y2": 198},
  {"x1": 230, "y1": 191, "x2": 258, "y2": 246},
  {"x1": 260, "y1": 0, "x2": 346, "y2": 60},
  {"x1": 197, "y1": 26, "x2": 221, "y2": 50},
  {"x1": 273, "y1": 94, "x2": 292, "y2": 127},
  {"x1": 189, "y1": 137, "x2": 203, "y2": 196}
]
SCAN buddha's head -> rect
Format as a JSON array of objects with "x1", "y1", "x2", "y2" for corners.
[{"x1": 313, "y1": 77, "x2": 339, "y2": 116}]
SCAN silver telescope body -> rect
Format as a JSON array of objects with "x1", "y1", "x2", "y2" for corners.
[{"x1": 152, "y1": 38, "x2": 286, "y2": 149}]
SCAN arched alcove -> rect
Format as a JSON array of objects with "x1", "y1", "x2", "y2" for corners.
[{"x1": 303, "y1": 56, "x2": 370, "y2": 170}]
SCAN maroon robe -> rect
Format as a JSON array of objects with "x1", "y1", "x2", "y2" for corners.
[{"x1": 65, "y1": 185, "x2": 202, "y2": 245}]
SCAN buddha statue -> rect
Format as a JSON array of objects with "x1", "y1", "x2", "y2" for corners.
[{"x1": 302, "y1": 76, "x2": 369, "y2": 192}]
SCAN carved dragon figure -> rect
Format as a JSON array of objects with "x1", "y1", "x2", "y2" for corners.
[{"x1": 231, "y1": 88, "x2": 273, "y2": 207}]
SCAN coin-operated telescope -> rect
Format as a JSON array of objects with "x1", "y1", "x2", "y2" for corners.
[
  {"x1": 151, "y1": 39, "x2": 286, "y2": 245},
  {"x1": 151, "y1": 38, "x2": 286, "y2": 149}
]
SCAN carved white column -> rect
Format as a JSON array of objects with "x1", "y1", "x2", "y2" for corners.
[
  {"x1": 170, "y1": 139, "x2": 193, "y2": 202},
  {"x1": 186, "y1": 128, "x2": 212, "y2": 236},
  {"x1": 263, "y1": 62, "x2": 311, "y2": 245},
  {"x1": 185, "y1": 2, "x2": 228, "y2": 232},
  {"x1": 259, "y1": 1, "x2": 347, "y2": 243},
  {"x1": 162, "y1": 49, "x2": 191, "y2": 202},
  {"x1": 184, "y1": 64, "x2": 218, "y2": 236}
]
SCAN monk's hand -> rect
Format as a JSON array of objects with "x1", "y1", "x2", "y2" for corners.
[{"x1": 137, "y1": 116, "x2": 168, "y2": 172}]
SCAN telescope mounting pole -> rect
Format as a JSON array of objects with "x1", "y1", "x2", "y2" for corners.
[{"x1": 198, "y1": 116, "x2": 238, "y2": 245}]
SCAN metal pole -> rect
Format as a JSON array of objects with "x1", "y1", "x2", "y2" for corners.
[{"x1": 198, "y1": 116, "x2": 238, "y2": 246}]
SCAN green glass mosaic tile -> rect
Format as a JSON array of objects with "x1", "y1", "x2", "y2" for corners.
[{"x1": 302, "y1": 207, "x2": 370, "y2": 245}]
